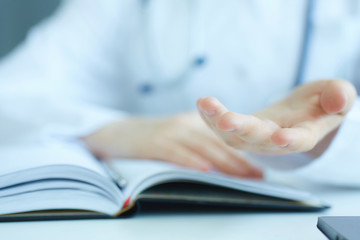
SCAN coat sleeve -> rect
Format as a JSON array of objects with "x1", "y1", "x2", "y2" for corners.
[{"x1": 0, "y1": 0, "x2": 135, "y2": 144}]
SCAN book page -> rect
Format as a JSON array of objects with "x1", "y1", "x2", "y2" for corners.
[
  {"x1": 0, "y1": 141, "x2": 122, "y2": 200},
  {"x1": 0, "y1": 141, "x2": 108, "y2": 178},
  {"x1": 109, "y1": 159, "x2": 322, "y2": 204},
  {"x1": 0, "y1": 142, "x2": 124, "y2": 216}
]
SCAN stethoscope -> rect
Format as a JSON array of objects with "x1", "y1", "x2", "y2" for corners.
[{"x1": 138, "y1": 0, "x2": 315, "y2": 95}]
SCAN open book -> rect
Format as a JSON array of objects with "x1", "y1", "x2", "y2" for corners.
[{"x1": 0, "y1": 142, "x2": 328, "y2": 222}]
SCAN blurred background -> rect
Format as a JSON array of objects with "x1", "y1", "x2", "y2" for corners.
[{"x1": 0, "y1": 0, "x2": 60, "y2": 59}]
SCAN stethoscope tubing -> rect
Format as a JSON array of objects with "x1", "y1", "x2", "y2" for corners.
[
  {"x1": 294, "y1": 0, "x2": 315, "y2": 87},
  {"x1": 139, "y1": 0, "x2": 315, "y2": 94}
]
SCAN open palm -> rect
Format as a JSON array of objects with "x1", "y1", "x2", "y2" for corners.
[{"x1": 197, "y1": 80, "x2": 357, "y2": 155}]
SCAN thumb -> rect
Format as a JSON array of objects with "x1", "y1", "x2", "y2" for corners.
[{"x1": 320, "y1": 79, "x2": 357, "y2": 115}]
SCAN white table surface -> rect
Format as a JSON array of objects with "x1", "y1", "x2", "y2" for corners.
[{"x1": 1, "y1": 176, "x2": 359, "y2": 240}]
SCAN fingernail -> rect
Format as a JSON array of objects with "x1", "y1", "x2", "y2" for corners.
[
  {"x1": 199, "y1": 162, "x2": 213, "y2": 172},
  {"x1": 204, "y1": 110, "x2": 216, "y2": 116},
  {"x1": 279, "y1": 144, "x2": 289, "y2": 148},
  {"x1": 233, "y1": 166, "x2": 248, "y2": 176},
  {"x1": 252, "y1": 168, "x2": 264, "y2": 179},
  {"x1": 223, "y1": 128, "x2": 235, "y2": 132}
]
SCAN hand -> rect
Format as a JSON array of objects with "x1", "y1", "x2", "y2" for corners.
[
  {"x1": 197, "y1": 79, "x2": 357, "y2": 155},
  {"x1": 81, "y1": 113, "x2": 263, "y2": 178}
]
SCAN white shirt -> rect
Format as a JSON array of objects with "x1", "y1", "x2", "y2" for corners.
[{"x1": 0, "y1": 0, "x2": 360, "y2": 185}]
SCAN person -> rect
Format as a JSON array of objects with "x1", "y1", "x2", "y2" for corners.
[{"x1": 0, "y1": 0, "x2": 359, "y2": 185}]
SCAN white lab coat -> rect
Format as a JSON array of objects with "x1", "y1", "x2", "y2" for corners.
[{"x1": 1, "y1": 0, "x2": 360, "y2": 185}]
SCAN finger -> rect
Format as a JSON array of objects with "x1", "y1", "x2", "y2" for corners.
[
  {"x1": 218, "y1": 146, "x2": 264, "y2": 179},
  {"x1": 197, "y1": 98, "x2": 244, "y2": 149},
  {"x1": 197, "y1": 98, "x2": 281, "y2": 152},
  {"x1": 270, "y1": 113, "x2": 342, "y2": 152},
  {"x1": 270, "y1": 80, "x2": 357, "y2": 153},
  {"x1": 196, "y1": 97, "x2": 229, "y2": 129},
  {"x1": 155, "y1": 143, "x2": 213, "y2": 172},
  {"x1": 182, "y1": 133, "x2": 263, "y2": 178},
  {"x1": 271, "y1": 126, "x2": 318, "y2": 152},
  {"x1": 217, "y1": 112, "x2": 280, "y2": 144},
  {"x1": 320, "y1": 79, "x2": 357, "y2": 114}
]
